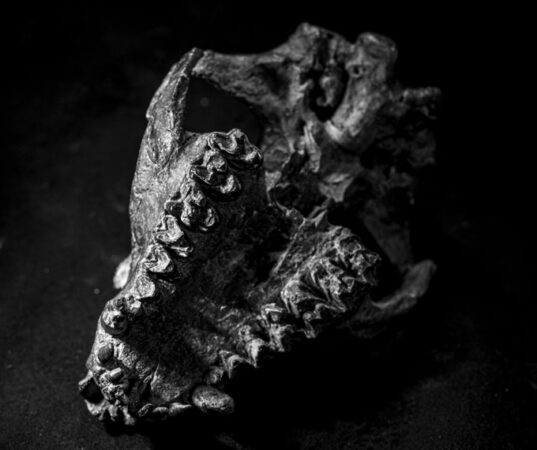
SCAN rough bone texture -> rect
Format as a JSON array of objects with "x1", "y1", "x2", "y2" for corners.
[{"x1": 79, "y1": 23, "x2": 440, "y2": 426}]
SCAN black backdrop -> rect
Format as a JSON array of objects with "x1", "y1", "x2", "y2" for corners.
[{"x1": 0, "y1": 3, "x2": 534, "y2": 449}]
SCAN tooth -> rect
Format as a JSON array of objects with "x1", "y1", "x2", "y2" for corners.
[
  {"x1": 144, "y1": 244, "x2": 174, "y2": 274},
  {"x1": 205, "y1": 366, "x2": 225, "y2": 385},
  {"x1": 155, "y1": 214, "x2": 186, "y2": 245},
  {"x1": 207, "y1": 152, "x2": 228, "y2": 173},
  {"x1": 191, "y1": 385, "x2": 234, "y2": 414},
  {"x1": 280, "y1": 278, "x2": 318, "y2": 317},
  {"x1": 137, "y1": 403, "x2": 153, "y2": 418},
  {"x1": 134, "y1": 272, "x2": 157, "y2": 299},
  {"x1": 260, "y1": 303, "x2": 286, "y2": 324},
  {"x1": 108, "y1": 368, "x2": 124, "y2": 383},
  {"x1": 96, "y1": 343, "x2": 114, "y2": 365},
  {"x1": 245, "y1": 338, "x2": 272, "y2": 367},
  {"x1": 150, "y1": 406, "x2": 169, "y2": 419},
  {"x1": 199, "y1": 205, "x2": 218, "y2": 231},
  {"x1": 212, "y1": 173, "x2": 241, "y2": 198},
  {"x1": 219, "y1": 351, "x2": 249, "y2": 378},
  {"x1": 190, "y1": 164, "x2": 218, "y2": 185},
  {"x1": 269, "y1": 324, "x2": 301, "y2": 352},
  {"x1": 100, "y1": 303, "x2": 128, "y2": 336}
]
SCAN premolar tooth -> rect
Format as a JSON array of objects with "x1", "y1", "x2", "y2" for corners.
[
  {"x1": 191, "y1": 385, "x2": 234, "y2": 414},
  {"x1": 96, "y1": 343, "x2": 114, "y2": 365},
  {"x1": 108, "y1": 368, "x2": 124, "y2": 383},
  {"x1": 144, "y1": 244, "x2": 174, "y2": 274},
  {"x1": 100, "y1": 303, "x2": 128, "y2": 336},
  {"x1": 155, "y1": 214, "x2": 184, "y2": 244}
]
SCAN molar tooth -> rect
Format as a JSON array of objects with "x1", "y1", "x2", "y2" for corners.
[
  {"x1": 144, "y1": 243, "x2": 174, "y2": 274},
  {"x1": 245, "y1": 338, "x2": 272, "y2": 367},
  {"x1": 190, "y1": 164, "x2": 218, "y2": 185},
  {"x1": 134, "y1": 272, "x2": 157, "y2": 299},
  {"x1": 188, "y1": 183, "x2": 207, "y2": 207},
  {"x1": 150, "y1": 406, "x2": 169, "y2": 419},
  {"x1": 269, "y1": 324, "x2": 301, "y2": 352},
  {"x1": 191, "y1": 385, "x2": 234, "y2": 414},
  {"x1": 179, "y1": 201, "x2": 200, "y2": 228},
  {"x1": 211, "y1": 173, "x2": 241, "y2": 199}
]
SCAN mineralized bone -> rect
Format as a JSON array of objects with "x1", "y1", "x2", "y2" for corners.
[{"x1": 79, "y1": 23, "x2": 439, "y2": 426}]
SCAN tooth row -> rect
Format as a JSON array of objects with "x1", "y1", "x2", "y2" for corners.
[{"x1": 278, "y1": 234, "x2": 380, "y2": 338}]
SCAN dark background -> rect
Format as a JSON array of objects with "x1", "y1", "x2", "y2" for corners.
[{"x1": 0, "y1": 3, "x2": 534, "y2": 449}]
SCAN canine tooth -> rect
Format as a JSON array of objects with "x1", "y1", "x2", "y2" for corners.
[{"x1": 191, "y1": 385, "x2": 234, "y2": 414}]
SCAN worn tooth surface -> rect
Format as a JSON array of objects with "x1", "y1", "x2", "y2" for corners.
[{"x1": 81, "y1": 22, "x2": 438, "y2": 428}]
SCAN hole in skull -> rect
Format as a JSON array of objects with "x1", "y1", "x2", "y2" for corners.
[{"x1": 184, "y1": 79, "x2": 261, "y2": 145}]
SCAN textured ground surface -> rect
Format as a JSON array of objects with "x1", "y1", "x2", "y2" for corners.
[{"x1": 0, "y1": 4, "x2": 534, "y2": 449}]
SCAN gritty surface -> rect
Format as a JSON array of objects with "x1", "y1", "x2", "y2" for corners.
[{"x1": 0, "y1": 4, "x2": 535, "y2": 449}]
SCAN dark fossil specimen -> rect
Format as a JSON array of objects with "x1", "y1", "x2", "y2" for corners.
[{"x1": 79, "y1": 23, "x2": 440, "y2": 426}]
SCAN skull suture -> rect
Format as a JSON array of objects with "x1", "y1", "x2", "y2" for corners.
[{"x1": 79, "y1": 23, "x2": 440, "y2": 426}]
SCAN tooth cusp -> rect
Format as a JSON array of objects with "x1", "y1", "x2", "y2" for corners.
[{"x1": 144, "y1": 243, "x2": 174, "y2": 274}]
